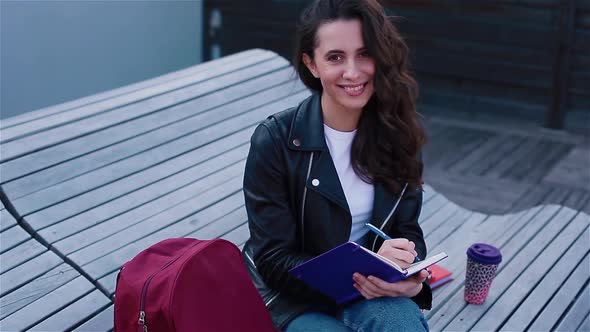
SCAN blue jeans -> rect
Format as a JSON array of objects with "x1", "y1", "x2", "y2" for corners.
[{"x1": 284, "y1": 297, "x2": 429, "y2": 332}]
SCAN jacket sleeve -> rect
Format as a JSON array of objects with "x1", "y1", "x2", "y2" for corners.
[{"x1": 243, "y1": 123, "x2": 328, "y2": 301}]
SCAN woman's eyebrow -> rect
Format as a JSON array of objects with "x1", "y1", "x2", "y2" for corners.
[{"x1": 324, "y1": 47, "x2": 366, "y2": 56}]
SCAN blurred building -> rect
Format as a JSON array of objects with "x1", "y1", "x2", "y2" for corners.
[
  {"x1": 1, "y1": 0, "x2": 203, "y2": 119},
  {"x1": 204, "y1": 0, "x2": 589, "y2": 133}
]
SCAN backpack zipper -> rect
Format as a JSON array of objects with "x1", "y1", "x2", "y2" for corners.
[{"x1": 137, "y1": 241, "x2": 202, "y2": 332}]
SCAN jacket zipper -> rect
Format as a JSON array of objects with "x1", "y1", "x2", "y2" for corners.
[
  {"x1": 138, "y1": 241, "x2": 201, "y2": 332},
  {"x1": 370, "y1": 183, "x2": 408, "y2": 251},
  {"x1": 245, "y1": 251, "x2": 281, "y2": 306},
  {"x1": 301, "y1": 152, "x2": 314, "y2": 252}
]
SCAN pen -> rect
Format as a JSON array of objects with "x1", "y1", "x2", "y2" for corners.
[{"x1": 364, "y1": 223, "x2": 421, "y2": 262}]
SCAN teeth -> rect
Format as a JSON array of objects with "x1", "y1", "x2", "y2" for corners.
[{"x1": 344, "y1": 85, "x2": 363, "y2": 92}]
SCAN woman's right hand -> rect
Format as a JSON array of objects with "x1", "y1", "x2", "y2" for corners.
[{"x1": 377, "y1": 238, "x2": 418, "y2": 269}]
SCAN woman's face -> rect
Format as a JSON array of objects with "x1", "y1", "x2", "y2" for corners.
[{"x1": 303, "y1": 19, "x2": 375, "y2": 114}]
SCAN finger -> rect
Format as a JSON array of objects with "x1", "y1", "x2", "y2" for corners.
[
  {"x1": 354, "y1": 283, "x2": 374, "y2": 299},
  {"x1": 383, "y1": 238, "x2": 411, "y2": 250},
  {"x1": 408, "y1": 270, "x2": 429, "y2": 283},
  {"x1": 353, "y1": 273, "x2": 384, "y2": 297},
  {"x1": 386, "y1": 249, "x2": 416, "y2": 265},
  {"x1": 366, "y1": 276, "x2": 400, "y2": 297}
]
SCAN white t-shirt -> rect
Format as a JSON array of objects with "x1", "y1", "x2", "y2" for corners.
[{"x1": 323, "y1": 124, "x2": 374, "y2": 243}]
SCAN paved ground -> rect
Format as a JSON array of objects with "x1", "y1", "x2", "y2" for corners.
[{"x1": 421, "y1": 108, "x2": 590, "y2": 215}]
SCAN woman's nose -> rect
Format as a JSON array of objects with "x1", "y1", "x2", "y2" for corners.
[{"x1": 342, "y1": 61, "x2": 360, "y2": 80}]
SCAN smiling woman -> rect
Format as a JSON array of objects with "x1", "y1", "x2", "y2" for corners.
[
  {"x1": 302, "y1": 19, "x2": 376, "y2": 131},
  {"x1": 241, "y1": 1, "x2": 430, "y2": 331}
]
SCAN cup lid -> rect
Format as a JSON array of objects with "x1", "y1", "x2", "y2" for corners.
[{"x1": 467, "y1": 243, "x2": 502, "y2": 265}]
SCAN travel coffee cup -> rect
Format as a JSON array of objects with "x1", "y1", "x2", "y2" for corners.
[{"x1": 464, "y1": 243, "x2": 502, "y2": 304}]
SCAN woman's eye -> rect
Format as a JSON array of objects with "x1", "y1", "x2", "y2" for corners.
[
  {"x1": 359, "y1": 51, "x2": 370, "y2": 58},
  {"x1": 327, "y1": 54, "x2": 342, "y2": 62}
]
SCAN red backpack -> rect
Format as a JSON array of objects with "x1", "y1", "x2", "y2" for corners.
[{"x1": 114, "y1": 238, "x2": 277, "y2": 332}]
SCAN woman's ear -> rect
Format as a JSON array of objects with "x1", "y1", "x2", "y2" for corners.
[{"x1": 302, "y1": 53, "x2": 319, "y2": 78}]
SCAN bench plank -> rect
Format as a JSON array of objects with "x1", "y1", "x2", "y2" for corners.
[
  {"x1": 81, "y1": 174, "x2": 245, "y2": 280},
  {"x1": 426, "y1": 205, "x2": 561, "y2": 327},
  {"x1": 0, "y1": 263, "x2": 82, "y2": 320},
  {"x1": 29, "y1": 289, "x2": 111, "y2": 331},
  {"x1": 0, "y1": 239, "x2": 46, "y2": 272},
  {"x1": 0, "y1": 224, "x2": 30, "y2": 254},
  {"x1": 0, "y1": 251, "x2": 62, "y2": 297},
  {"x1": 73, "y1": 304, "x2": 114, "y2": 332},
  {"x1": 442, "y1": 207, "x2": 578, "y2": 331},
  {"x1": 554, "y1": 282, "x2": 590, "y2": 332},
  {"x1": 71, "y1": 163, "x2": 245, "y2": 271},
  {"x1": 418, "y1": 193, "x2": 450, "y2": 224},
  {"x1": 6, "y1": 64, "x2": 296, "y2": 215},
  {"x1": 0, "y1": 55, "x2": 287, "y2": 162},
  {"x1": 3, "y1": 68, "x2": 300, "y2": 200},
  {"x1": 0, "y1": 276, "x2": 94, "y2": 330},
  {"x1": 471, "y1": 211, "x2": 589, "y2": 331},
  {"x1": 527, "y1": 252, "x2": 590, "y2": 331},
  {"x1": 0, "y1": 49, "x2": 269, "y2": 140},
  {"x1": 17, "y1": 90, "x2": 308, "y2": 229},
  {"x1": 1, "y1": 49, "x2": 270, "y2": 131},
  {"x1": 98, "y1": 193, "x2": 247, "y2": 294},
  {"x1": 500, "y1": 233, "x2": 589, "y2": 331},
  {"x1": 0, "y1": 209, "x2": 16, "y2": 232},
  {"x1": 52, "y1": 144, "x2": 250, "y2": 254}
]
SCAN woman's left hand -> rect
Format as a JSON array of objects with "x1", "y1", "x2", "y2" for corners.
[{"x1": 353, "y1": 269, "x2": 429, "y2": 299}]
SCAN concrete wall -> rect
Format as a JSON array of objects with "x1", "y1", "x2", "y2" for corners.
[{"x1": 1, "y1": 0, "x2": 203, "y2": 119}]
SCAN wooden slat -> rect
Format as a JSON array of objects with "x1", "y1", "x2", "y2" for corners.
[
  {"x1": 0, "y1": 55, "x2": 289, "y2": 163},
  {"x1": 0, "y1": 276, "x2": 94, "y2": 331},
  {"x1": 470, "y1": 212, "x2": 588, "y2": 331},
  {"x1": 528, "y1": 253, "x2": 589, "y2": 331},
  {"x1": 73, "y1": 304, "x2": 113, "y2": 332},
  {"x1": 69, "y1": 162, "x2": 245, "y2": 268},
  {"x1": 428, "y1": 209, "x2": 532, "y2": 307},
  {"x1": 0, "y1": 225, "x2": 30, "y2": 254},
  {"x1": 424, "y1": 208, "x2": 475, "y2": 249},
  {"x1": 0, "y1": 239, "x2": 46, "y2": 272},
  {"x1": 3, "y1": 68, "x2": 301, "y2": 199},
  {"x1": 47, "y1": 139, "x2": 250, "y2": 248},
  {"x1": 28, "y1": 290, "x2": 111, "y2": 332},
  {"x1": 0, "y1": 251, "x2": 62, "y2": 297},
  {"x1": 420, "y1": 201, "x2": 461, "y2": 236},
  {"x1": 96, "y1": 193, "x2": 246, "y2": 295},
  {"x1": 0, "y1": 209, "x2": 17, "y2": 232},
  {"x1": 220, "y1": 222, "x2": 251, "y2": 248},
  {"x1": 10, "y1": 89, "x2": 307, "y2": 227},
  {"x1": 426, "y1": 205, "x2": 559, "y2": 326},
  {"x1": 80, "y1": 174, "x2": 245, "y2": 280},
  {"x1": 499, "y1": 235, "x2": 589, "y2": 331},
  {"x1": 0, "y1": 263, "x2": 81, "y2": 320},
  {"x1": 553, "y1": 282, "x2": 590, "y2": 331},
  {"x1": 441, "y1": 207, "x2": 578, "y2": 331},
  {"x1": 0, "y1": 49, "x2": 267, "y2": 130},
  {"x1": 418, "y1": 193, "x2": 448, "y2": 223}
]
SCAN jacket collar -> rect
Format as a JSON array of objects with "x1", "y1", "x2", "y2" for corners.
[{"x1": 288, "y1": 93, "x2": 326, "y2": 151}]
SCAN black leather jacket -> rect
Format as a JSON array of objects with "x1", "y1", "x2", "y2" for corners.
[{"x1": 242, "y1": 93, "x2": 432, "y2": 330}]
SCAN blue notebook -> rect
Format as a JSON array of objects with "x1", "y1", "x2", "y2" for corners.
[{"x1": 289, "y1": 242, "x2": 448, "y2": 304}]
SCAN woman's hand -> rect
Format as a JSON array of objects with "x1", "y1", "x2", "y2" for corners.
[
  {"x1": 353, "y1": 270, "x2": 429, "y2": 299},
  {"x1": 377, "y1": 238, "x2": 419, "y2": 269}
]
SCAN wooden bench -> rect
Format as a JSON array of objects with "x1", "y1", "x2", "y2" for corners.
[{"x1": 1, "y1": 49, "x2": 588, "y2": 331}]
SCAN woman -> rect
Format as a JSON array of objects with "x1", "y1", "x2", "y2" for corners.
[{"x1": 242, "y1": 0, "x2": 430, "y2": 330}]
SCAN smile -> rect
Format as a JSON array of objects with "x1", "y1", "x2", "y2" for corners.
[{"x1": 339, "y1": 83, "x2": 367, "y2": 96}]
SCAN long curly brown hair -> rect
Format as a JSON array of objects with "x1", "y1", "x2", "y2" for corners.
[{"x1": 293, "y1": 0, "x2": 426, "y2": 193}]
